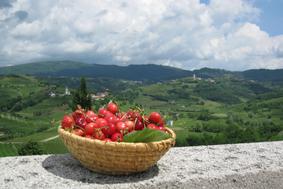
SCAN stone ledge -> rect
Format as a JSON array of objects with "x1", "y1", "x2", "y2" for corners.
[{"x1": 0, "y1": 141, "x2": 283, "y2": 189}]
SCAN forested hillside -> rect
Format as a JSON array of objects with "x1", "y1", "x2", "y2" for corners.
[{"x1": 0, "y1": 69, "x2": 282, "y2": 156}]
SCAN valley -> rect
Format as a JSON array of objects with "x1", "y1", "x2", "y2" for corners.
[{"x1": 0, "y1": 62, "x2": 282, "y2": 157}]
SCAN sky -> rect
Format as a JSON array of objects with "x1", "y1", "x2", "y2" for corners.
[{"x1": 0, "y1": 0, "x2": 282, "y2": 70}]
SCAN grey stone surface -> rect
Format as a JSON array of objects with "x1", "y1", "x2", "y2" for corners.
[{"x1": 0, "y1": 141, "x2": 283, "y2": 189}]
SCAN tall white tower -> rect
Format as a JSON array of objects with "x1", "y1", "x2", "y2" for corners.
[{"x1": 65, "y1": 87, "x2": 70, "y2": 95}]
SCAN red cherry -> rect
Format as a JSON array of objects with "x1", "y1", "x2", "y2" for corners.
[
  {"x1": 93, "y1": 130, "x2": 106, "y2": 140},
  {"x1": 149, "y1": 112, "x2": 162, "y2": 124},
  {"x1": 96, "y1": 118, "x2": 108, "y2": 128},
  {"x1": 147, "y1": 123, "x2": 159, "y2": 130},
  {"x1": 98, "y1": 108, "x2": 108, "y2": 118},
  {"x1": 107, "y1": 102, "x2": 119, "y2": 114},
  {"x1": 111, "y1": 132, "x2": 123, "y2": 142},
  {"x1": 117, "y1": 112, "x2": 125, "y2": 118},
  {"x1": 85, "y1": 122, "x2": 98, "y2": 136},
  {"x1": 135, "y1": 120, "x2": 144, "y2": 130},
  {"x1": 61, "y1": 115, "x2": 74, "y2": 129},
  {"x1": 85, "y1": 110, "x2": 98, "y2": 123},
  {"x1": 157, "y1": 119, "x2": 165, "y2": 127},
  {"x1": 72, "y1": 128, "x2": 84, "y2": 136},
  {"x1": 104, "y1": 111, "x2": 114, "y2": 118},
  {"x1": 86, "y1": 110, "x2": 96, "y2": 117},
  {"x1": 116, "y1": 121, "x2": 128, "y2": 135},
  {"x1": 75, "y1": 116, "x2": 87, "y2": 129},
  {"x1": 125, "y1": 120, "x2": 135, "y2": 132},
  {"x1": 72, "y1": 109, "x2": 85, "y2": 121},
  {"x1": 103, "y1": 138, "x2": 112, "y2": 142},
  {"x1": 101, "y1": 123, "x2": 116, "y2": 137},
  {"x1": 105, "y1": 115, "x2": 117, "y2": 124}
]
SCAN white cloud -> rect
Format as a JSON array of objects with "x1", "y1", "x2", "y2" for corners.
[
  {"x1": 209, "y1": 0, "x2": 260, "y2": 24},
  {"x1": 0, "y1": 0, "x2": 282, "y2": 70}
]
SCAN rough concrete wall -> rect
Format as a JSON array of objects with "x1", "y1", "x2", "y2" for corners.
[{"x1": 0, "y1": 141, "x2": 283, "y2": 189}]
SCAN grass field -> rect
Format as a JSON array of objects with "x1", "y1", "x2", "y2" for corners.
[
  {"x1": 41, "y1": 138, "x2": 68, "y2": 154},
  {"x1": 0, "y1": 143, "x2": 19, "y2": 157},
  {"x1": 7, "y1": 127, "x2": 58, "y2": 142}
]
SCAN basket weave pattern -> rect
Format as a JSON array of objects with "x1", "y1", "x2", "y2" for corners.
[{"x1": 58, "y1": 127, "x2": 176, "y2": 175}]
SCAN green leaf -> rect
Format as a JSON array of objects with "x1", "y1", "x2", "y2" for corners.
[{"x1": 123, "y1": 128, "x2": 171, "y2": 143}]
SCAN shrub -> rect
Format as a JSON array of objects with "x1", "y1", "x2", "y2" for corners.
[{"x1": 18, "y1": 141, "x2": 44, "y2": 155}]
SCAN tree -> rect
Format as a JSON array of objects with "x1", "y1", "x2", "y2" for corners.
[
  {"x1": 197, "y1": 111, "x2": 210, "y2": 121},
  {"x1": 72, "y1": 77, "x2": 92, "y2": 110},
  {"x1": 18, "y1": 141, "x2": 44, "y2": 155}
]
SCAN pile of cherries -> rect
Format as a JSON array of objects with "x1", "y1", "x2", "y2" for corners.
[{"x1": 61, "y1": 102, "x2": 166, "y2": 142}]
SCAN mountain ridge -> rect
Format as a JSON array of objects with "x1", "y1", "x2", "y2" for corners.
[{"x1": 0, "y1": 61, "x2": 282, "y2": 82}]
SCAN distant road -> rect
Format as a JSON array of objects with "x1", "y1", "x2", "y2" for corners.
[
  {"x1": 0, "y1": 141, "x2": 23, "y2": 144},
  {"x1": 40, "y1": 135, "x2": 59, "y2": 142}
]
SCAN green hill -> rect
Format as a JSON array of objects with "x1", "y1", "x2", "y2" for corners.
[
  {"x1": 0, "y1": 75, "x2": 70, "y2": 139},
  {"x1": 0, "y1": 73, "x2": 282, "y2": 156},
  {"x1": 193, "y1": 67, "x2": 283, "y2": 83},
  {"x1": 116, "y1": 76, "x2": 272, "y2": 106},
  {"x1": 241, "y1": 69, "x2": 283, "y2": 82},
  {"x1": 1, "y1": 61, "x2": 283, "y2": 83},
  {"x1": 0, "y1": 75, "x2": 71, "y2": 156},
  {"x1": 0, "y1": 61, "x2": 192, "y2": 82},
  {"x1": 193, "y1": 67, "x2": 232, "y2": 78},
  {"x1": 0, "y1": 75, "x2": 49, "y2": 112},
  {"x1": 0, "y1": 75, "x2": 141, "y2": 145},
  {"x1": 115, "y1": 76, "x2": 283, "y2": 146},
  {"x1": 0, "y1": 61, "x2": 88, "y2": 75}
]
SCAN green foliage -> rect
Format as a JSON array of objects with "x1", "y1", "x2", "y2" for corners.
[
  {"x1": 124, "y1": 128, "x2": 171, "y2": 143},
  {"x1": 18, "y1": 141, "x2": 44, "y2": 155},
  {"x1": 0, "y1": 71, "x2": 283, "y2": 156},
  {"x1": 258, "y1": 120, "x2": 282, "y2": 138},
  {"x1": 186, "y1": 132, "x2": 226, "y2": 146},
  {"x1": 131, "y1": 76, "x2": 283, "y2": 146},
  {"x1": 194, "y1": 81, "x2": 241, "y2": 104},
  {"x1": 72, "y1": 77, "x2": 92, "y2": 110},
  {"x1": 197, "y1": 111, "x2": 211, "y2": 121},
  {"x1": 0, "y1": 75, "x2": 49, "y2": 112}
]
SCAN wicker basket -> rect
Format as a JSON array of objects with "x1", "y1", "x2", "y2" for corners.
[{"x1": 58, "y1": 127, "x2": 176, "y2": 175}]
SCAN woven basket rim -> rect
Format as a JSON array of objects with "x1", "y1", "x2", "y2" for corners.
[{"x1": 58, "y1": 126, "x2": 176, "y2": 146}]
